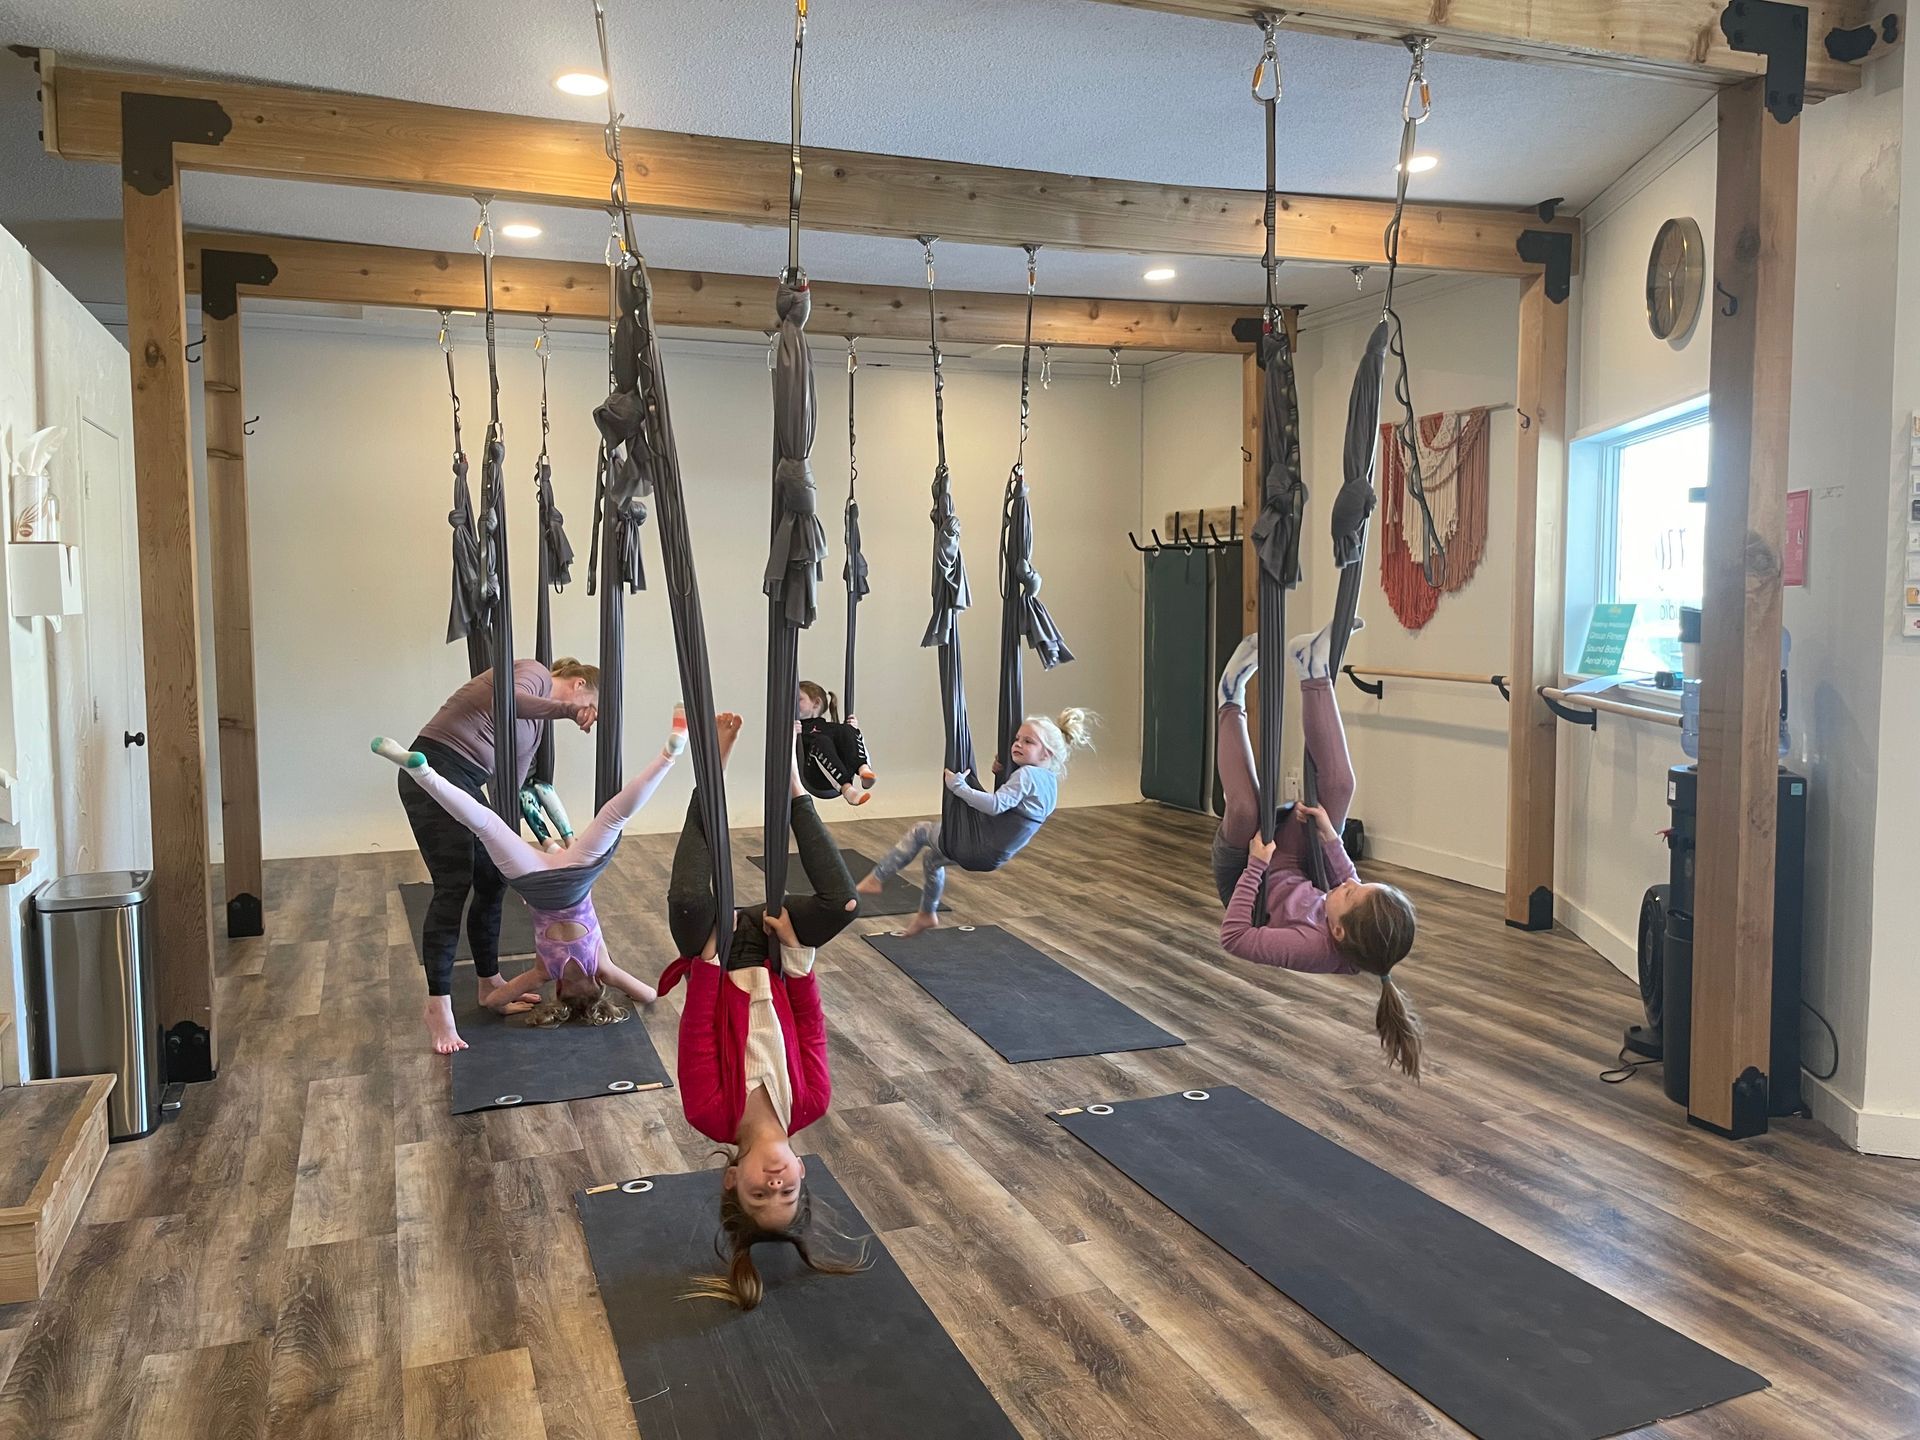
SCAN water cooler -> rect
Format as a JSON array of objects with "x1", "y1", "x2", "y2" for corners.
[{"x1": 1658, "y1": 764, "x2": 1806, "y2": 1130}]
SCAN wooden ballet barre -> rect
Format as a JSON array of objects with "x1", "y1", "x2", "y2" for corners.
[
  {"x1": 1537, "y1": 685, "x2": 1683, "y2": 730},
  {"x1": 1342, "y1": 666, "x2": 1511, "y2": 701}
]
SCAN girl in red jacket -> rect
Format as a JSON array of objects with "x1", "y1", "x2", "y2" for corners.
[{"x1": 655, "y1": 715, "x2": 867, "y2": 1309}]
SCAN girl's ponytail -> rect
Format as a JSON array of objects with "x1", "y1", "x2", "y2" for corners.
[
  {"x1": 1055, "y1": 707, "x2": 1098, "y2": 751},
  {"x1": 1374, "y1": 973, "x2": 1423, "y2": 1081}
]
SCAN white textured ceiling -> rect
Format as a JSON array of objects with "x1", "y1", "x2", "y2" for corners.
[{"x1": 0, "y1": 0, "x2": 1711, "y2": 310}]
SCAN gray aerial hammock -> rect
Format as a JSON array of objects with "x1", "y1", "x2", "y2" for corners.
[
  {"x1": 920, "y1": 238, "x2": 1073, "y2": 874},
  {"x1": 470, "y1": 199, "x2": 520, "y2": 827},
  {"x1": 530, "y1": 313, "x2": 577, "y2": 792},
  {"x1": 439, "y1": 312, "x2": 489, "y2": 678},
  {"x1": 842, "y1": 336, "x2": 869, "y2": 717},
  {"x1": 1248, "y1": 20, "x2": 1307, "y2": 876},
  {"x1": 760, "y1": 0, "x2": 829, "y2": 909},
  {"x1": 588, "y1": 0, "x2": 737, "y2": 960}
]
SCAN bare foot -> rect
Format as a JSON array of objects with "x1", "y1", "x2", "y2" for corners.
[
  {"x1": 901, "y1": 911, "x2": 940, "y2": 938},
  {"x1": 856, "y1": 872, "x2": 884, "y2": 896},
  {"x1": 424, "y1": 996, "x2": 468, "y2": 1054},
  {"x1": 477, "y1": 974, "x2": 540, "y2": 1009},
  {"x1": 715, "y1": 712, "x2": 743, "y2": 767}
]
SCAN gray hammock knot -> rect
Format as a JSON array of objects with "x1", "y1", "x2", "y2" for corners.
[
  {"x1": 1251, "y1": 484, "x2": 1304, "y2": 589},
  {"x1": 776, "y1": 280, "x2": 812, "y2": 326}
]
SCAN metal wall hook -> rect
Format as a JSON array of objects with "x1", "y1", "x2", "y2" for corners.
[
  {"x1": 185, "y1": 336, "x2": 204, "y2": 364},
  {"x1": 243, "y1": 415, "x2": 260, "y2": 436},
  {"x1": 1127, "y1": 531, "x2": 1152, "y2": 552},
  {"x1": 1715, "y1": 279, "x2": 1739, "y2": 317},
  {"x1": 1518, "y1": 409, "x2": 1533, "y2": 430}
]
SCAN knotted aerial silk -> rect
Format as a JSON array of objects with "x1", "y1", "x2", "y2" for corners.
[
  {"x1": 761, "y1": 274, "x2": 827, "y2": 907},
  {"x1": 442, "y1": 343, "x2": 489, "y2": 677},
  {"x1": 530, "y1": 361, "x2": 575, "y2": 789}
]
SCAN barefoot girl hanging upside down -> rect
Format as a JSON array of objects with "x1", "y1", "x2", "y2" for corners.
[{"x1": 376, "y1": 703, "x2": 681, "y2": 1049}]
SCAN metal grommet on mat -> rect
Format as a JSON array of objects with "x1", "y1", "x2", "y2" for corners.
[
  {"x1": 1183, "y1": 1090, "x2": 1210, "y2": 1101},
  {"x1": 1087, "y1": 1103, "x2": 1114, "y2": 1116},
  {"x1": 607, "y1": 1080, "x2": 636, "y2": 1093},
  {"x1": 621, "y1": 1179, "x2": 654, "y2": 1195},
  {"x1": 958, "y1": 924, "x2": 976, "y2": 932},
  {"x1": 495, "y1": 1094, "x2": 524, "y2": 1106}
]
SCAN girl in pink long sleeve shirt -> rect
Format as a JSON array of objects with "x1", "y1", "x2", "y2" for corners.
[{"x1": 1211, "y1": 623, "x2": 1424, "y2": 1077}]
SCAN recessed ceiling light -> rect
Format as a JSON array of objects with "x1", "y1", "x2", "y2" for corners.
[
  {"x1": 1397, "y1": 154, "x2": 1439, "y2": 174},
  {"x1": 500, "y1": 222, "x2": 543, "y2": 240},
  {"x1": 553, "y1": 71, "x2": 609, "y2": 97},
  {"x1": 1143, "y1": 266, "x2": 1177, "y2": 282}
]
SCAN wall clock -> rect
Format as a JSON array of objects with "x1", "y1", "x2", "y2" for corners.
[{"x1": 1646, "y1": 217, "x2": 1706, "y2": 341}]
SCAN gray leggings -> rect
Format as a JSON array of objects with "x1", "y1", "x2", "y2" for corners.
[{"x1": 871, "y1": 820, "x2": 953, "y2": 915}]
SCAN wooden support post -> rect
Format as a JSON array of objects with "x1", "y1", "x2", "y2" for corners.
[
  {"x1": 123, "y1": 173, "x2": 218, "y2": 1076},
  {"x1": 1691, "y1": 78, "x2": 1799, "y2": 1139},
  {"x1": 201, "y1": 307, "x2": 264, "y2": 939},
  {"x1": 1504, "y1": 274, "x2": 1569, "y2": 930}
]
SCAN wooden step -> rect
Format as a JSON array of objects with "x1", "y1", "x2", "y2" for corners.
[{"x1": 0, "y1": 1074, "x2": 114, "y2": 1304}]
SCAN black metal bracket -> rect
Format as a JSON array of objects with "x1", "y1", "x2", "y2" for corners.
[
  {"x1": 226, "y1": 891, "x2": 264, "y2": 939},
  {"x1": 1231, "y1": 316, "x2": 1263, "y2": 346},
  {"x1": 1825, "y1": 12, "x2": 1899, "y2": 63},
  {"x1": 1534, "y1": 196, "x2": 1565, "y2": 224},
  {"x1": 1503, "y1": 885, "x2": 1554, "y2": 932},
  {"x1": 1342, "y1": 666, "x2": 1385, "y2": 699},
  {"x1": 121, "y1": 93, "x2": 233, "y2": 195},
  {"x1": 1539, "y1": 686, "x2": 1597, "y2": 729},
  {"x1": 163, "y1": 1020, "x2": 216, "y2": 1084},
  {"x1": 199, "y1": 249, "x2": 279, "y2": 321},
  {"x1": 1492, "y1": 675, "x2": 1511, "y2": 701},
  {"x1": 1515, "y1": 228, "x2": 1573, "y2": 304},
  {"x1": 1721, "y1": 0, "x2": 1809, "y2": 125}
]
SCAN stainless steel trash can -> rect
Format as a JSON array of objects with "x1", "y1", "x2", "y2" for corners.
[{"x1": 28, "y1": 871, "x2": 159, "y2": 1141}]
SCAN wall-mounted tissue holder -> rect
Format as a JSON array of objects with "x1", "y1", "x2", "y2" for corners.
[{"x1": 8, "y1": 542, "x2": 81, "y2": 619}]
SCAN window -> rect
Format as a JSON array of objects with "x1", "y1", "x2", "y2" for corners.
[{"x1": 1579, "y1": 402, "x2": 1709, "y2": 678}]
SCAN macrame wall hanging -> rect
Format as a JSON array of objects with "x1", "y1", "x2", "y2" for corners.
[{"x1": 1378, "y1": 406, "x2": 1490, "y2": 630}]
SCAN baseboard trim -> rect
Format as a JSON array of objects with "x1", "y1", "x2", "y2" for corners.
[
  {"x1": 1802, "y1": 1073, "x2": 1920, "y2": 1158},
  {"x1": 1555, "y1": 895, "x2": 1638, "y2": 979},
  {"x1": 1357, "y1": 835, "x2": 1503, "y2": 894}
]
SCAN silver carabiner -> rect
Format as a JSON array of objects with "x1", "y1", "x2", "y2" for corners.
[
  {"x1": 1402, "y1": 37, "x2": 1432, "y2": 124},
  {"x1": 1251, "y1": 15, "x2": 1282, "y2": 102},
  {"x1": 1108, "y1": 346, "x2": 1122, "y2": 388},
  {"x1": 437, "y1": 309, "x2": 454, "y2": 355},
  {"x1": 846, "y1": 336, "x2": 859, "y2": 375},
  {"x1": 1038, "y1": 344, "x2": 1052, "y2": 390},
  {"x1": 534, "y1": 312, "x2": 551, "y2": 359},
  {"x1": 472, "y1": 195, "x2": 496, "y2": 258}
]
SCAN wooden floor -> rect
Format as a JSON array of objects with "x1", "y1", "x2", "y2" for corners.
[{"x1": 1, "y1": 801, "x2": 1917, "y2": 1439}]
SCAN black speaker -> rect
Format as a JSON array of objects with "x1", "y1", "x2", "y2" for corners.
[{"x1": 1624, "y1": 884, "x2": 1668, "y2": 1059}]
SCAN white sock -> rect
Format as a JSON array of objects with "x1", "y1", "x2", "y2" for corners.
[
  {"x1": 663, "y1": 705, "x2": 688, "y2": 758},
  {"x1": 1219, "y1": 632, "x2": 1261, "y2": 708},
  {"x1": 372, "y1": 737, "x2": 426, "y2": 769},
  {"x1": 1306, "y1": 616, "x2": 1367, "y2": 680},
  {"x1": 1286, "y1": 631, "x2": 1318, "y2": 681}
]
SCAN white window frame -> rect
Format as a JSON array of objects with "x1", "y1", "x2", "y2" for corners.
[{"x1": 1567, "y1": 395, "x2": 1710, "y2": 702}]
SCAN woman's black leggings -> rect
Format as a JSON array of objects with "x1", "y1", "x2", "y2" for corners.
[
  {"x1": 667, "y1": 790, "x2": 859, "y2": 963},
  {"x1": 398, "y1": 737, "x2": 507, "y2": 996}
]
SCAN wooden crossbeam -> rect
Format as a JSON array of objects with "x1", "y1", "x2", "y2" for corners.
[
  {"x1": 1081, "y1": 0, "x2": 1872, "y2": 97},
  {"x1": 180, "y1": 231, "x2": 1258, "y2": 351},
  {"x1": 42, "y1": 60, "x2": 1578, "y2": 277}
]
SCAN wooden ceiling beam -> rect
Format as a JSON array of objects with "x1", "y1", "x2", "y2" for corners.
[
  {"x1": 42, "y1": 59, "x2": 1576, "y2": 277},
  {"x1": 1081, "y1": 0, "x2": 1873, "y2": 98},
  {"x1": 182, "y1": 230, "x2": 1261, "y2": 351}
]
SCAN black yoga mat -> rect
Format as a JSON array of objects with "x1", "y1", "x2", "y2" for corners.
[
  {"x1": 444, "y1": 962, "x2": 672, "y2": 1115},
  {"x1": 398, "y1": 881, "x2": 536, "y2": 962},
  {"x1": 577, "y1": 1163, "x2": 1018, "y2": 1440},
  {"x1": 1053, "y1": 1087, "x2": 1766, "y2": 1440},
  {"x1": 865, "y1": 923, "x2": 1183, "y2": 1063},
  {"x1": 747, "y1": 848, "x2": 921, "y2": 918}
]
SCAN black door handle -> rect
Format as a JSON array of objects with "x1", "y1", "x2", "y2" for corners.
[{"x1": 124, "y1": 731, "x2": 146, "y2": 748}]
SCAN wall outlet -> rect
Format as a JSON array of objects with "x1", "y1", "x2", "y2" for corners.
[{"x1": 1283, "y1": 768, "x2": 1301, "y2": 802}]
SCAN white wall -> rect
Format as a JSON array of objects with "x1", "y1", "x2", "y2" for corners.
[
  {"x1": 192, "y1": 323, "x2": 1145, "y2": 858},
  {"x1": 0, "y1": 222, "x2": 142, "y2": 1083},
  {"x1": 1295, "y1": 281, "x2": 1522, "y2": 890},
  {"x1": 1141, "y1": 354, "x2": 1242, "y2": 534}
]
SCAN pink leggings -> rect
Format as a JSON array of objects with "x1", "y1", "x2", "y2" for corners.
[{"x1": 1213, "y1": 678, "x2": 1355, "y2": 883}]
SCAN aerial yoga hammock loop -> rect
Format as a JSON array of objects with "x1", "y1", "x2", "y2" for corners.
[
  {"x1": 918, "y1": 238, "x2": 1073, "y2": 875},
  {"x1": 842, "y1": 336, "x2": 869, "y2": 718},
  {"x1": 760, "y1": 0, "x2": 827, "y2": 910},
  {"x1": 1381, "y1": 37, "x2": 1448, "y2": 591},
  {"x1": 440, "y1": 312, "x2": 489, "y2": 677},
  {"x1": 470, "y1": 198, "x2": 520, "y2": 827},
  {"x1": 1247, "y1": 15, "x2": 1307, "y2": 861},
  {"x1": 589, "y1": 0, "x2": 735, "y2": 959},
  {"x1": 531, "y1": 312, "x2": 577, "y2": 792}
]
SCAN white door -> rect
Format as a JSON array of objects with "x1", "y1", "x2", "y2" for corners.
[{"x1": 76, "y1": 416, "x2": 150, "y2": 869}]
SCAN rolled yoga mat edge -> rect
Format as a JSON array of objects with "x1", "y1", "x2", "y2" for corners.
[
  {"x1": 577, "y1": 1163, "x2": 1019, "y2": 1439},
  {"x1": 1051, "y1": 1087, "x2": 1765, "y2": 1440}
]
